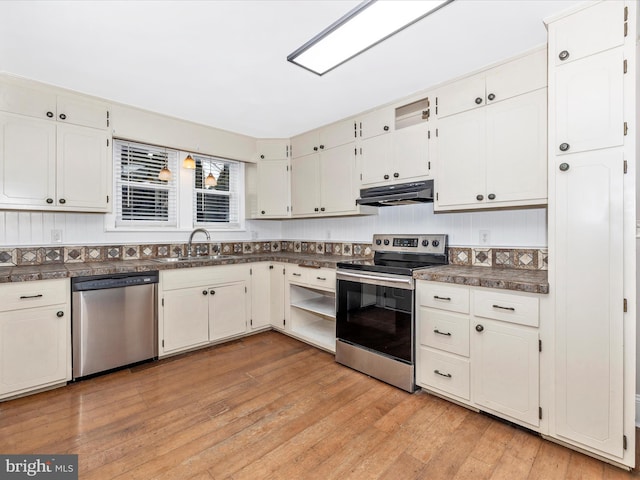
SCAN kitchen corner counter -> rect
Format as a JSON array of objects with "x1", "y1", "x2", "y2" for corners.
[
  {"x1": 413, "y1": 265, "x2": 549, "y2": 294},
  {"x1": 0, "y1": 253, "x2": 364, "y2": 283}
]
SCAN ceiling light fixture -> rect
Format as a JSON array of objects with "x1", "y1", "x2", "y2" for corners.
[
  {"x1": 183, "y1": 154, "x2": 196, "y2": 169},
  {"x1": 287, "y1": 0, "x2": 452, "y2": 76}
]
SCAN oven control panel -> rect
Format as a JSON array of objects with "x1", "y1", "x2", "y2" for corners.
[{"x1": 372, "y1": 234, "x2": 448, "y2": 254}]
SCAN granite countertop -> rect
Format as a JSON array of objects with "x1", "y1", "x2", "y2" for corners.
[
  {"x1": 413, "y1": 265, "x2": 549, "y2": 294},
  {"x1": 0, "y1": 253, "x2": 362, "y2": 283}
]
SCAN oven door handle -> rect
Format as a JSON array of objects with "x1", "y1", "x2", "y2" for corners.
[{"x1": 337, "y1": 271, "x2": 414, "y2": 290}]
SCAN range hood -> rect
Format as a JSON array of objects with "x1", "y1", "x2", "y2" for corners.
[{"x1": 356, "y1": 180, "x2": 434, "y2": 207}]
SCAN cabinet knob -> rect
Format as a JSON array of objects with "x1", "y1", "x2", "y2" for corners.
[
  {"x1": 320, "y1": 207, "x2": 325, "y2": 212},
  {"x1": 202, "y1": 290, "x2": 208, "y2": 295},
  {"x1": 559, "y1": 162, "x2": 570, "y2": 172},
  {"x1": 314, "y1": 207, "x2": 319, "y2": 212},
  {"x1": 476, "y1": 194, "x2": 484, "y2": 201},
  {"x1": 319, "y1": 144, "x2": 324, "y2": 150},
  {"x1": 488, "y1": 193, "x2": 496, "y2": 200},
  {"x1": 56, "y1": 311, "x2": 64, "y2": 317},
  {"x1": 59, "y1": 198, "x2": 66, "y2": 204},
  {"x1": 261, "y1": 210, "x2": 266, "y2": 214},
  {"x1": 46, "y1": 198, "x2": 53, "y2": 204},
  {"x1": 383, "y1": 125, "x2": 389, "y2": 131},
  {"x1": 46, "y1": 111, "x2": 54, "y2": 118},
  {"x1": 487, "y1": 93, "x2": 495, "y2": 101},
  {"x1": 59, "y1": 113, "x2": 66, "y2": 120},
  {"x1": 260, "y1": 154, "x2": 265, "y2": 159},
  {"x1": 559, "y1": 142, "x2": 570, "y2": 152},
  {"x1": 475, "y1": 97, "x2": 483, "y2": 105},
  {"x1": 384, "y1": 174, "x2": 390, "y2": 180},
  {"x1": 210, "y1": 290, "x2": 215, "y2": 295},
  {"x1": 475, "y1": 324, "x2": 484, "y2": 332},
  {"x1": 559, "y1": 50, "x2": 570, "y2": 61},
  {"x1": 313, "y1": 146, "x2": 318, "y2": 151},
  {"x1": 393, "y1": 172, "x2": 399, "y2": 178}
]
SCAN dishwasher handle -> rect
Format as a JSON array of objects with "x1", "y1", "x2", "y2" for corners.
[{"x1": 72, "y1": 271, "x2": 159, "y2": 292}]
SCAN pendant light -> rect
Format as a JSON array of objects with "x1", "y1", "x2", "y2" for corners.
[
  {"x1": 158, "y1": 165, "x2": 171, "y2": 181},
  {"x1": 205, "y1": 172, "x2": 217, "y2": 188},
  {"x1": 183, "y1": 154, "x2": 196, "y2": 169}
]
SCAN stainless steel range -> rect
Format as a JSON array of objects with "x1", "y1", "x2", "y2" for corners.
[{"x1": 335, "y1": 234, "x2": 448, "y2": 392}]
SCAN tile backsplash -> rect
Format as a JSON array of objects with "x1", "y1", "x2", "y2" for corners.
[{"x1": 0, "y1": 241, "x2": 548, "y2": 270}]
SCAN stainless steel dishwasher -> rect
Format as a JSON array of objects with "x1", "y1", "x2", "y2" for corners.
[{"x1": 71, "y1": 271, "x2": 159, "y2": 380}]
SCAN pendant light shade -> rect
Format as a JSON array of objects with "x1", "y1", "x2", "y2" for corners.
[
  {"x1": 183, "y1": 154, "x2": 196, "y2": 169},
  {"x1": 158, "y1": 165, "x2": 171, "y2": 181},
  {"x1": 205, "y1": 172, "x2": 217, "y2": 187}
]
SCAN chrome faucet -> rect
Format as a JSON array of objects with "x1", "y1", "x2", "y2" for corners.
[{"x1": 187, "y1": 228, "x2": 211, "y2": 257}]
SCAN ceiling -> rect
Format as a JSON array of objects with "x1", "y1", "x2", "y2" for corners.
[{"x1": 0, "y1": 0, "x2": 581, "y2": 139}]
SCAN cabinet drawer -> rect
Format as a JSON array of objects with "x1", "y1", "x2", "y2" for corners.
[
  {"x1": 417, "y1": 347, "x2": 470, "y2": 400},
  {"x1": 419, "y1": 307, "x2": 469, "y2": 357},
  {"x1": 286, "y1": 267, "x2": 307, "y2": 284},
  {"x1": 0, "y1": 279, "x2": 68, "y2": 313},
  {"x1": 473, "y1": 290, "x2": 539, "y2": 327},
  {"x1": 307, "y1": 268, "x2": 336, "y2": 291},
  {"x1": 417, "y1": 282, "x2": 469, "y2": 313}
]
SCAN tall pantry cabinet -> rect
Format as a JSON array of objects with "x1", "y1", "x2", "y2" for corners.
[{"x1": 546, "y1": 0, "x2": 636, "y2": 468}]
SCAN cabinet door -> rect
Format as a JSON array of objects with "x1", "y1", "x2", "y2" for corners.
[
  {"x1": 291, "y1": 154, "x2": 320, "y2": 216},
  {"x1": 250, "y1": 264, "x2": 271, "y2": 330},
  {"x1": 435, "y1": 73, "x2": 485, "y2": 118},
  {"x1": 360, "y1": 134, "x2": 393, "y2": 186},
  {"x1": 554, "y1": 48, "x2": 624, "y2": 155},
  {"x1": 434, "y1": 108, "x2": 486, "y2": 209},
  {"x1": 0, "y1": 113, "x2": 56, "y2": 207},
  {"x1": 319, "y1": 118, "x2": 356, "y2": 150},
  {"x1": 553, "y1": 148, "x2": 624, "y2": 457},
  {"x1": 551, "y1": 0, "x2": 625, "y2": 66},
  {"x1": 320, "y1": 143, "x2": 357, "y2": 214},
  {"x1": 57, "y1": 123, "x2": 110, "y2": 211},
  {"x1": 0, "y1": 306, "x2": 68, "y2": 397},
  {"x1": 256, "y1": 139, "x2": 289, "y2": 160},
  {"x1": 358, "y1": 107, "x2": 393, "y2": 139},
  {"x1": 162, "y1": 287, "x2": 209, "y2": 354},
  {"x1": 472, "y1": 318, "x2": 539, "y2": 427},
  {"x1": 256, "y1": 159, "x2": 289, "y2": 217},
  {"x1": 485, "y1": 49, "x2": 547, "y2": 104},
  {"x1": 270, "y1": 264, "x2": 286, "y2": 330},
  {"x1": 56, "y1": 95, "x2": 109, "y2": 130},
  {"x1": 0, "y1": 80, "x2": 56, "y2": 119},
  {"x1": 209, "y1": 282, "x2": 247, "y2": 341},
  {"x1": 485, "y1": 88, "x2": 547, "y2": 206},
  {"x1": 393, "y1": 123, "x2": 430, "y2": 181},
  {"x1": 290, "y1": 130, "x2": 319, "y2": 158}
]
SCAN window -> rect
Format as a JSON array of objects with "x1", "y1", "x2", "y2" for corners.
[
  {"x1": 113, "y1": 140, "x2": 178, "y2": 227},
  {"x1": 193, "y1": 154, "x2": 242, "y2": 229}
]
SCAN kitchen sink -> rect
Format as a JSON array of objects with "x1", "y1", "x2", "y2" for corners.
[{"x1": 151, "y1": 255, "x2": 238, "y2": 263}]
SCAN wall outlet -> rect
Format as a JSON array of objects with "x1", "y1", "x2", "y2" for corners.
[
  {"x1": 479, "y1": 230, "x2": 490, "y2": 245},
  {"x1": 51, "y1": 229, "x2": 63, "y2": 244}
]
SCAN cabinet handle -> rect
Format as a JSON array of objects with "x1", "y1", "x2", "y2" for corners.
[
  {"x1": 393, "y1": 172, "x2": 399, "y2": 178},
  {"x1": 433, "y1": 295, "x2": 451, "y2": 301},
  {"x1": 210, "y1": 290, "x2": 215, "y2": 295},
  {"x1": 59, "y1": 113, "x2": 67, "y2": 120},
  {"x1": 492, "y1": 304, "x2": 515, "y2": 311},
  {"x1": 320, "y1": 207, "x2": 325, "y2": 212},
  {"x1": 260, "y1": 154, "x2": 265, "y2": 159},
  {"x1": 261, "y1": 210, "x2": 266, "y2": 214},
  {"x1": 319, "y1": 144, "x2": 325, "y2": 150},
  {"x1": 383, "y1": 125, "x2": 389, "y2": 131},
  {"x1": 314, "y1": 207, "x2": 319, "y2": 212},
  {"x1": 59, "y1": 198, "x2": 66, "y2": 204},
  {"x1": 475, "y1": 324, "x2": 484, "y2": 332},
  {"x1": 433, "y1": 328, "x2": 452, "y2": 336},
  {"x1": 434, "y1": 369, "x2": 452, "y2": 378},
  {"x1": 46, "y1": 198, "x2": 54, "y2": 204},
  {"x1": 202, "y1": 290, "x2": 208, "y2": 295},
  {"x1": 20, "y1": 294, "x2": 43, "y2": 299},
  {"x1": 476, "y1": 194, "x2": 484, "y2": 201},
  {"x1": 46, "y1": 111, "x2": 54, "y2": 118},
  {"x1": 559, "y1": 162, "x2": 570, "y2": 172},
  {"x1": 384, "y1": 174, "x2": 389, "y2": 180},
  {"x1": 487, "y1": 93, "x2": 496, "y2": 101},
  {"x1": 488, "y1": 193, "x2": 496, "y2": 200},
  {"x1": 313, "y1": 146, "x2": 318, "y2": 151},
  {"x1": 292, "y1": 273, "x2": 302, "y2": 277},
  {"x1": 475, "y1": 97, "x2": 483, "y2": 105},
  {"x1": 56, "y1": 311, "x2": 64, "y2": 317},
  {"x1": 559, "y1": 143, "x2": 570, "y2": 152},
  {"x1": 316, "y1": 276, "x2": 326, "y2": 281},
  {"x1": 559, "y1": 50, "x2": 570, "y2": 61}
]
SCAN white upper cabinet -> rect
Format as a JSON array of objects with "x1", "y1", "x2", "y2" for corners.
[
  {"x1": 256, "y1": 138, "x2": 289, "y2": 161},
  {"x1": 255, "y1": 139, "x2": 290, "y2": 218},
  {"x1": 319, "y1": 118, "x2": 356, "y2": 150},
  {"x1": 550, "y1": 0, "x2": 625, "y2": 66},
  {"x1": 357, "y1": 107, "x2": 394, "y2": 140},
  {"x1": 290, "y1": 129, "x2": 318, "y2": 159}
]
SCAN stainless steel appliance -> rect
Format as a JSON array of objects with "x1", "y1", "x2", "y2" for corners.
[
  {"x1": 71, "y1": 271, "x2": 159, "y2": 380},
  {"x1": 356, "y1": 180, "x2": 434, "y2": 207},
  {"x1": 336, "y1": 234, "x2": 448, "y2": 392}
]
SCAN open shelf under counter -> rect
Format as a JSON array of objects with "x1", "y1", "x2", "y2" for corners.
[
  {"x1": 290, "y1": 295, "x2": 335, "y2": 319},
  {"x1": 290, "y1": 315, "x2": 336, "y2": 353}
]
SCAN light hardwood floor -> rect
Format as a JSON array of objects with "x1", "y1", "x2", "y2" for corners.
[{"x1": 0, "y1": 331, "x2": 638, "y2": 479}]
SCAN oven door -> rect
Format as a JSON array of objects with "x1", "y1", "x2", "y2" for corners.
[{"x1": 336, "y1": 270, "x2": 414, "y2": 363}]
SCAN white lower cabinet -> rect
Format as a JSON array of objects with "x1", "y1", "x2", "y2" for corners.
[
  {"x1": 416, "y1": 281, "x2": 541, "y2": 429},
  {"x1": 159, "y1": 265, "x2": 250, "y2": 357},
  {"x1": 0, "y1": 279, "x2": 70, "y2": 400}
]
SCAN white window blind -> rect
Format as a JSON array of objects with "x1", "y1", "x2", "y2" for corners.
[
  {"x1": 193, "y1": 154, "x2": 242, "y2": 228},
  {"x1": 114, "y1": 139, "x2": 178, "y2": 227}
]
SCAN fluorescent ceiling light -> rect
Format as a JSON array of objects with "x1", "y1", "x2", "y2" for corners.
[{"x1": 287, "y1": 0, "x2": 452, "y2": 76}]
